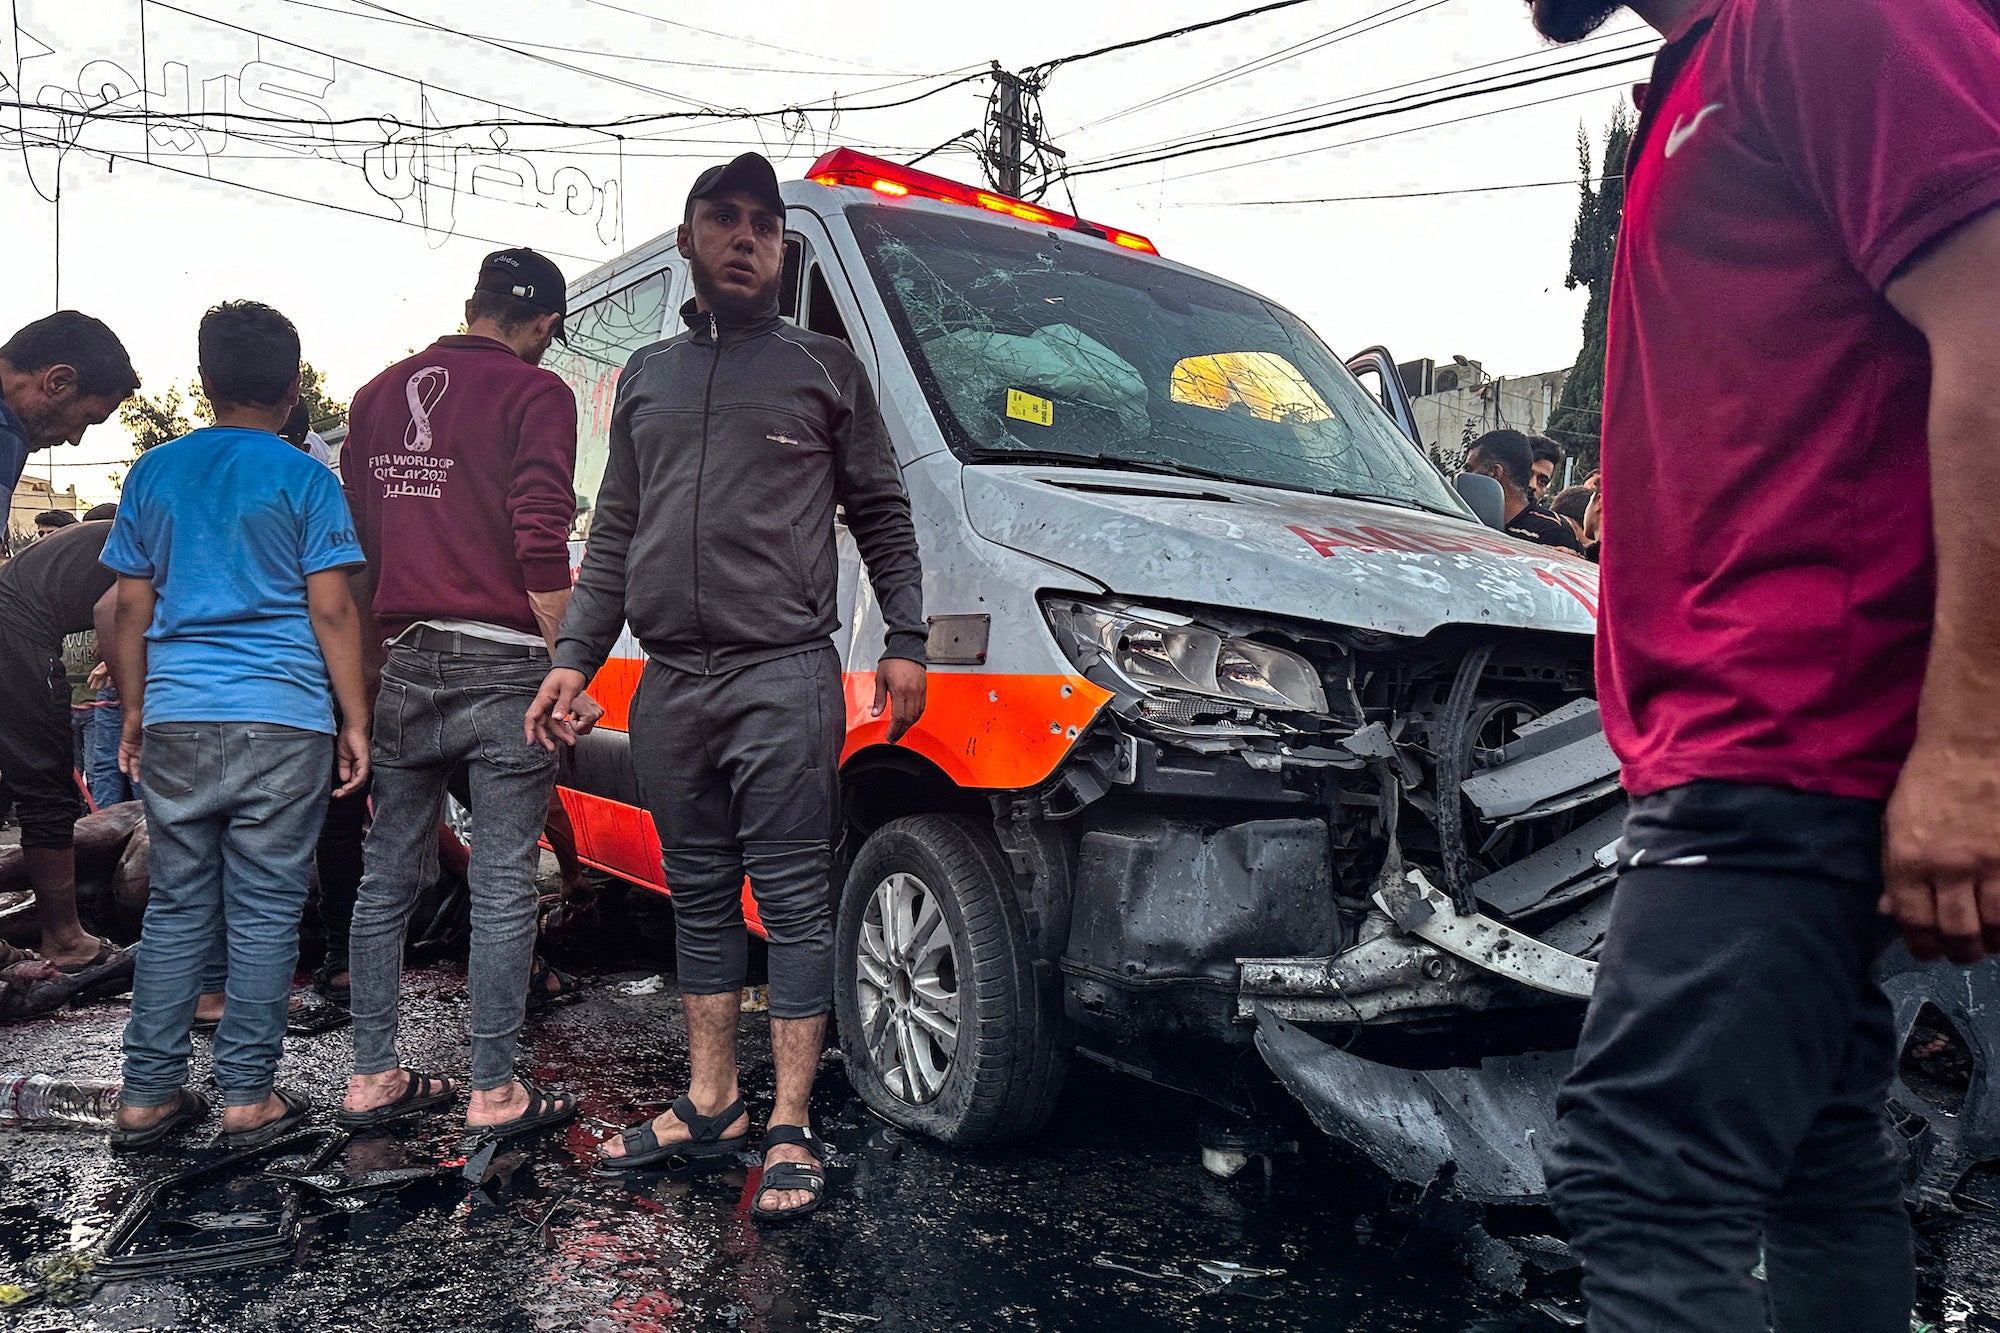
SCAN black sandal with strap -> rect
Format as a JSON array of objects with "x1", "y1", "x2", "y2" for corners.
[
  {"x1": 750, "y1": 1124, "x2": 827, "y2": 1226},
  {"x1": 467, "y1": 1076, "x2": 580, "y2": 1145},
  {"x1": 334, "y1": 1069, "x2": 459, "y2": 1130},
  {"x1": 595, "y1": 1094, "x2": 748, "y2": 1175}
]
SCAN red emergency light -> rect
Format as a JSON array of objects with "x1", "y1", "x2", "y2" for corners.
[{"x1": 805, "y1": 148, "x2": 1159, "y2": 255}]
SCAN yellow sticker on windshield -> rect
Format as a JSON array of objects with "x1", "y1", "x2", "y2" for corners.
[{"x1": 1006, "y1": 389, "x2": 1054, "y2": 427}]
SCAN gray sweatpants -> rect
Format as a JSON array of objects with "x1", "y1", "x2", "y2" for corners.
[{"x1": 631, "y1": 646, "x2": 843, "y2": 1020}]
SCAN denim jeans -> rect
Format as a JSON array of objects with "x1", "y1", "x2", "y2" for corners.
[
  {"x1": 349, "y1": 645, "x2": 556, "y2": 1091},
  {"x1": 88, "y1": 691, "x2": 135, "y2": 808},
  {"x1": 121, "y1": 722, "x2": 331, "y2": 1108}
]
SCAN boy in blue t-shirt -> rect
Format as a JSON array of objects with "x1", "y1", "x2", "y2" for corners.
[{"x1": 101, "y1": 301, "x2": 371, "y2": 1151}]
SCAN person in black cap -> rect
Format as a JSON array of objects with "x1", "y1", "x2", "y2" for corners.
[
  {"x1": 335, "y1": 247, "x2": 593, "y2": 1140},
  {"x1": 529, "y1": 151, "x2": 928, "y2": 1223}
]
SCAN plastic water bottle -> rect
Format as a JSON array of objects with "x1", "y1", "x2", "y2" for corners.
[{"x1": 0, "y1": 1073, "x2": 123, "y2": 1128}]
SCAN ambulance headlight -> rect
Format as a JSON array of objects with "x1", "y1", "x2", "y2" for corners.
[{"x1": 1042, "y1": 598, "x2": 1328, "y2": 715}]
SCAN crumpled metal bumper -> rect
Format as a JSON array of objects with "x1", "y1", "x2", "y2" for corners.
[{"x1": 1253, "y1": 1010, "x2": 1570, "y2": 1203}]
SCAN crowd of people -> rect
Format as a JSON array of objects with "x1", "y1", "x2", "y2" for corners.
[
  {"x1": 7, "y1": 4, "x2": 2000, "y2": 1308},
  {"x1": 0, "y1": 151, "x2": 924, "y2": 1227}
]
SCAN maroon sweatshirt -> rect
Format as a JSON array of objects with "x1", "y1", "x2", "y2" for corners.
[{"x1": 342, "y1": 335, "x2": 577, "y2": 639}]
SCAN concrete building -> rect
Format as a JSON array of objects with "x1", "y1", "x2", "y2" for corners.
[
  {"x1": 7, "y1": 474, "x2": 82, "y2": 549},
  {"x1": 1400, "y1": 358, "x2": 1570, "y2": 475}
]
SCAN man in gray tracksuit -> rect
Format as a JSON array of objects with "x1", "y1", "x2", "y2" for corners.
[{"x1": 528, "y1": 153, "x2": 926, "y2": 1224}]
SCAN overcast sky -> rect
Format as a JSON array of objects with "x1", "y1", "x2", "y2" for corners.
[{"x1": 4, "y1": 0, "x2": 1647, "y2": 504}]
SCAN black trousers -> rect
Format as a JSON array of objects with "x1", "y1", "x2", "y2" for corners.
[
  {"x1": 630, "y1": 646, "x2": 843, "y2": 1020},
  {"x1": 1546, "y1": 781, "x2": 1914, "y2": 1332},
  {"x1": 0, "y1": 629, "x2": 83, "y2": 850}
]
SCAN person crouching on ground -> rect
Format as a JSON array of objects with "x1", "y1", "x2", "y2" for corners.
[{"x1": 104, "y1": 301, "x2": 370, "y2": 1151}]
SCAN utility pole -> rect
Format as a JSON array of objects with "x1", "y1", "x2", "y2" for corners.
[{"x1": 982, "y1": 63, "x2": 1062, "y2": 199}]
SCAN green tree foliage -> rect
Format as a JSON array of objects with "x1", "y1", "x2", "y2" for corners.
[
  {"x1": 117, "y1": 360, "x2": 345, "y2": 455},
  {"x1": 1547, "y1": 106, "x2": 1634, "y2": 475},
  {"x1": 298, "y1": 360, "x2": 348, "y2": 432},
  {"x1": 117, "y1": 382, "x2": 206, "y2": 453}
]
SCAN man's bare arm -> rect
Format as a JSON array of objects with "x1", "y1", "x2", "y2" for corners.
[
  {"x1": 527, "y1": 587, "x2": 572, "y2": 655},
  {"x1": 109, "y1": 576, "x2": 157, "y2": 778},
  {"x1": 308, "y1": 568, "x2": 372, "y2": 797},
  {"x1": 1882, "y1": 206, "x2": 2000, "y2": 964}
]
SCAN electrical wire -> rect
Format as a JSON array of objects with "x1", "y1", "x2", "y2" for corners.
[
  {"x1": 1033, "y1": 0, "x2": 1328, "y2": 75},
  {"x1": 1169, "y1": 172, "x2": 1624, "y2": 204},
  {"x1": 272, "y1": 0, "x2": 933, "y2": 77},
  {"x1": 6, "y1": 122, "x2": 601, "y2": 260},
  {"x1": 1074, "y1": 35, "x2": 1652, "y2": 175},
  {"x1": 1079, "y1": 23, "x2": 1648, "y2": 164},
  {"x1": 1063, "y1": 48, "x2": 1650, "y2": 180},
  {"x1": 1070, "y1": 0, "x2": 1453, "y2": 136},
  {"x1": 1114, "y1": 76, "x2": 1634, "y2": 188},
  {"x1": 570, "y1": 0, "x2": 893, "y2": 73}
]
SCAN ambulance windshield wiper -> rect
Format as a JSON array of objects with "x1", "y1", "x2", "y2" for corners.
[{"x1": 967, "y1": 447, "x2": 1465, "y2": 519}]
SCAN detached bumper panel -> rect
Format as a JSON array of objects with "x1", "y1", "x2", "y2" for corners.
[{"x1": 1254, "y1": 1010, "x2": 1571, "y2": 1203}]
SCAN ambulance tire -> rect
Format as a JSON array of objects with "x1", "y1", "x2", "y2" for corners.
[{"x1": 835, "y1": 814, "x2": 1068, "y2": 1144}]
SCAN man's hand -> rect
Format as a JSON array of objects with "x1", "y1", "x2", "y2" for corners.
[
  {"x1": 334, "y1": 721, "x2": 371, "y2": 798},
  {"x1": 526, "y1": 668, "x2": 592, "y2": 750},
  {"x1": 1883, "y1": 739, "x2": 2000, "y2": 964},
  {"x1": 118, "y1": 711, "x2": 144, "y2": 780},
  {"x1": 87, "y1": 661, "x2": 111, "y2": 692},
  {"x1": 872, "y1": 658, "x2": 928, "y2": 745}
]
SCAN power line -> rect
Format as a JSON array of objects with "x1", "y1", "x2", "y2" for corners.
[
  {"x1": 1034, "y1": 0, "x2": 1328, "y2": 74},
  {"x1": 1170, "y1": 172, "x2": 1624, "y2": 205},
  {"x1": 1064, "y1": 47, "x2": 1651, "y2": 180},
  {"x1": 1072, "y1": 0, "x2": 1452, "y2": 136},
  {"x1": 570, "y1": 0, "x2": 890, "y2": 73},
  {"x1": 1118, "y1": 76, "x2": 1634, "y2": 188},
  {"x1": 6, "y1": 123, "x2": 601, "y2": 260},
  {"x1": 1079, "y1": 23, "x2": 1648, "y2": 164},
  {"x1": 0, "y1": 66, "x2": 994, "y2": 138},
  {"x1": 273, "y1": 0, "x2": 932, "y2": 77}
]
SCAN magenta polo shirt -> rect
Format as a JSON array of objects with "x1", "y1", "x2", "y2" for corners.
[{"x1": 1597, "y1": 0, "x2": 2000, "y2": 801}]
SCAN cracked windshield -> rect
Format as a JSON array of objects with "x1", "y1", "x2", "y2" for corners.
[{"x1": 851, "y1": 204, "x2": 1466, "y2": 515}]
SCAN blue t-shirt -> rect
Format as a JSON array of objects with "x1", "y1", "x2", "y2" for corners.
[{"x1": 101, "y1": 426, "x2": 365, "y2": 734}]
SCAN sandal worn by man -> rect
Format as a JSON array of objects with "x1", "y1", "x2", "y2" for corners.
[
  {"x1": 217, "y1": 1087, "x2": 314, "y2": 1149},
  {"x1": 109, "y1": 1087, "x2": 211, "y2": 1152},
  {"x1": 465, "y1": 1076, "x2": 579, "y2": 1144},
  {"x1": 334, "y1": 1069, "x2": 459, "y2": 1130},
  {"x1": 525, "y1": 959, "x2": 583, "y2": 1015},
  {"x1": 595, "y1": 1094, "x2": 748, "y2": 1175},
  {"x1": 750, "y1": 1125, "x2": 827, "y2": 1226}
]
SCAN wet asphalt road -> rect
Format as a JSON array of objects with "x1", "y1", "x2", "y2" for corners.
[{"x1": 4, "y1": 952, "x2": 1999, "y2": 1330}]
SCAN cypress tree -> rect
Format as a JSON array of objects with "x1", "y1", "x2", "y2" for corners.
[{"x1": 1547, "y1": 107, "x2": 1634, "y2": 474}]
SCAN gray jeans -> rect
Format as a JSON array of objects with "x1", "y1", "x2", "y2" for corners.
[
  {"x1": 348, "y1": 645, "x2": 556, "y2": 1090},
  {"x1": 630, "y1": 646, "x2": 843, "y2": 1019},
  {"x1": 123, "y1": 722, "x2": 331, "y2": 1107}
]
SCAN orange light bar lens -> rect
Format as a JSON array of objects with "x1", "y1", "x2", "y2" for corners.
[{"x1": 804, "y1": 148, "x2": 1161, "y2": 255}]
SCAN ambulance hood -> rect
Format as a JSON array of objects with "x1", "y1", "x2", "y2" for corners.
[{"x1": 961, "y1": 465, "x2": 1600, "y2": 640}]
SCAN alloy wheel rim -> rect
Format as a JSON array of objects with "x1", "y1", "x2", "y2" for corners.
[{"x1": 857, "y1": 871, "x2": 961, "y2": 1105}]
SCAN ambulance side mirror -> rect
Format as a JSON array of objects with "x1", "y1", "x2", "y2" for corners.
[{"x1": 1454, "y1": 472, "x2": 1506, "y2": 530}]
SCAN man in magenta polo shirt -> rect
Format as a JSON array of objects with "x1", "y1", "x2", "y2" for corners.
[{"x1": 1528, "y1": 0, "x2": 2000, "y2": 1328}]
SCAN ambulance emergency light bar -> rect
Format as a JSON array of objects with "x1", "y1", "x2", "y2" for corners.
[{"x1": 805, "y1": 148, "x2": 1158, "y2": 256}]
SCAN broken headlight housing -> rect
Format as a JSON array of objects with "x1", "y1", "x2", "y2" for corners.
[{"x1": 1042, "y1": 598, "x2": 1330, "y2": 715}]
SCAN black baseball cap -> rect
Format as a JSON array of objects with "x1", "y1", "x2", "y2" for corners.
[
  {"x1": 685, "y1": 152, "x2": 785, "y2": 221},
  {"x1": 475, "y1": 248, "x2": 569, "y2": 344}
]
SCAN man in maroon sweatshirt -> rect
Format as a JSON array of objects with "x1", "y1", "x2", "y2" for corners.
[{"x1": 335, "y1": 249, "x2": 596, "y2": 1140}]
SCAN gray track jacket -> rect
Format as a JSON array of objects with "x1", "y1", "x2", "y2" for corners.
[{"x1": 555, "y1": 299, "x2": 926, "y2": 679}]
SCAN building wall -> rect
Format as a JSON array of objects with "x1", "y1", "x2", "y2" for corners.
[
  {"x1": 7, "y1": 475, "x2": 82, "y2": 546},
  {"x1": 1411, "y1": 368, "x2": 1569, "y2": 474}
]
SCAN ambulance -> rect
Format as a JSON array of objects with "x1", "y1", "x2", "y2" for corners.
[{"x1": 544, "y1": 149, "x2": 1630, "y2": 1193}]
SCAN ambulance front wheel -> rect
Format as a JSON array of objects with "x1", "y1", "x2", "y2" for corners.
[{"x1": 834, "y1": 814, "x2": 1068, "y2": 1144}]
